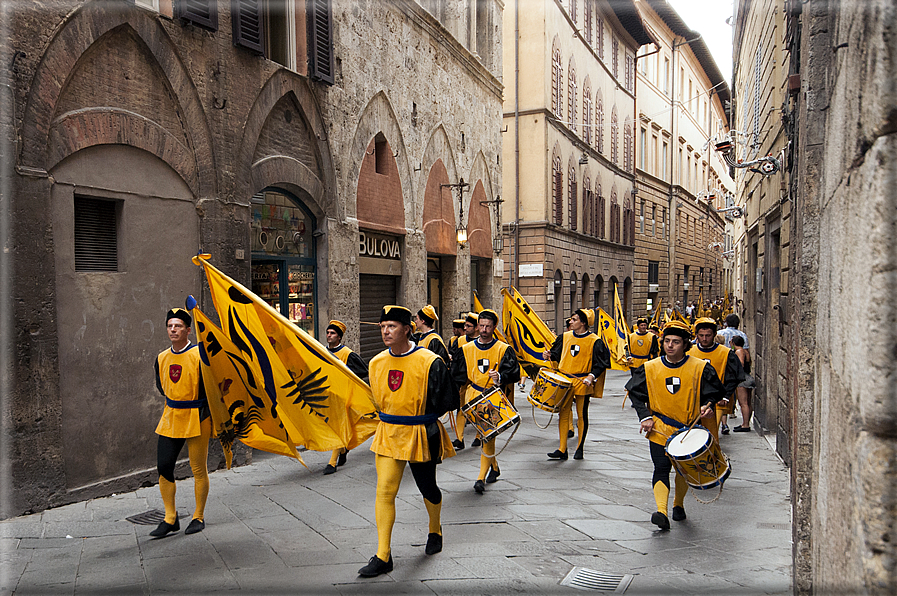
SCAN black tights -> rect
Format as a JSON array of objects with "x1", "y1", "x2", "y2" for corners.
[
  {"x1": 408, "y1": 460, "x2": 441, "y2": 504},
  {"x1": 157, "y1": 435, "x2": 187, "y2": 483},
  {"x1": 650, "y1": 440, "x2": 673, "y2": 489}
]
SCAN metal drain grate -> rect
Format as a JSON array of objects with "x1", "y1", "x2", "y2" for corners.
[
  {"x1": 560, "y1": 567, "x2": 633, "y2": 593},
  {"x1": 757, "y1": 522, "x2": 789, "y2": 530},
  {"x1": 125, "y1": 510, "x2": 187, "y2": 525}
]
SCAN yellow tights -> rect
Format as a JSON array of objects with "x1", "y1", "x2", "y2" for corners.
[
  {"x1": 160, "y1": 417, "x2": 211, "y2": 524},
  {"x1": 374, "y1": 455, "x2": 442, "y2": 561}
]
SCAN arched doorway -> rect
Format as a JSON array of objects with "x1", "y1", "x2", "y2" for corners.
[
  {"x1": 554, "y1": 269, "x2": 564, "y2": 334},
  {"x1": 594, "y1": 275, "x2": 604, "y2": 312},
  {"x1": 581, "y1": 274, "x2": 591, "y2": 309},
  {"x1": 569, "y1": 271, "x2": 578, "y2": 314},
  {"x1": 250, "y1": 187, "x2": 318, "y2": 336}
]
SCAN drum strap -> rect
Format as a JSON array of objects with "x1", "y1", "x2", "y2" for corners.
[
  {"x1": 654, "y1": 412, "x2": 686, "y2": 429},
  {"x1": 378, "y1": 412, "x2": 440, "y2": 425}
]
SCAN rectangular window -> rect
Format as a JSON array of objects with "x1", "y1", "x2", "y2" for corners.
[
  {"x1": 233, "y1": 0, "x2": 265, "y2": 54},
  {"x1": 639, "y1": 199, "x2": 644, "y2": 233},
  {"x1": 650, "y1": 205, "x2": 656, "y2": 236},
  {"x1": 662, "y1": 141, "x2": 668, "y2": 180},
  {"x1": 74, "y1": 197, "x2": 119, "y2": 272},
  {"x1": 663, "y1": 57, "x2": 670, "y2": 95},
  {"x1": 648, "y1": 261, "x2": 659, "y2": 284},
  {"x1": 175, "y1": 0, "x2": 218, "y2": 30},
  {"x1": 639, "y1": 128, "x2": 646, "y2": 170},
  {"x1": 375, "y1": 139, "x2": 389, "y2": 174},
  {"x1": 308, "y1": 0, "x2": 335, "y2": 84},
  {"x1": 267, "y1": 0, "x2": 297, "y2": 70},
  {"x1": 135, "y1": 0, "x2": 160, "y2": 10}
]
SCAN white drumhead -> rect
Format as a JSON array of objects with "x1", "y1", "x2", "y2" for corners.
[
  {"x1": 666, "y1": 428, "x2": 710, "y2": 456},
  {"x1": 541, "y1": 370, "x2": 571, "y2": 385}
]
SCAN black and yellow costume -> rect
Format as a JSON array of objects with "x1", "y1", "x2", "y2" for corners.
[
  {"x1": 324, "y1": 341, "x2": 369, "y2": 472},
  {"x1": 451, "y1": 334, "x2": 520, "y2": 490},
  {"x1": 687, "y1": 342, "x2": 745, "y2": 441},
  {"x1": 154, "y1": 341, "x2": 211, "y2": 535},
  {"x1": 546, "y1": 328, "x2": 611, "y2": 457},
  {"x1": 367, "y1": 341, "x2": 458, "y2": 566},
  {"x1": 448, "y1": 315, "x2": 480, "y2": 444},
  {"x1": 628, "y1": 330, "x2": 660, "y2": 368},
  {"x1": 626, "y1": 354, "x2": 725, "y2": 526},
  {"x1": 418, "y1": 330, "x2": 450, "y2": 363}
]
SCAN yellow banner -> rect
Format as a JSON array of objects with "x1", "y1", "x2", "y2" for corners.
[
  {"x1": 650, "y1": 297, "x2": 663, "y2": 329},
  {"x1": 193, "y1": 255, "x2": 379, "y2": 454},
  {"x1": 612, "y1": 284, "x2": 632, "y2": 370},
  {"x1": 473, "y1": 290, "x2": 507, "y2": 343},
  {"x1": 191, "y1": 303, "x2": 303, "y2": 467},
  {"x1": 596, "y1": 307, "x2": 625, "y2": 370},
  {"x1": 501, "y1": 287, "x2": 554, "y2": 378}
]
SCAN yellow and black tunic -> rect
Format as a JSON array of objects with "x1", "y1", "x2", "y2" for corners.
[
  {"x1": 369, "y1": 345, "x2": 458, "y2": 463},
  {"x1": 547, "y1": 330, "x2": 611, "y2": 397},
  {"x1": 418, "y1": 330, "x2": 450, "y2": 363},
  {"x1": 686, "y1": 343, "x2": 744, "y2": 398},
  {"x1": 628, "y1": 331, "x2": 660, "y2": 369},
  {"x1": 328, "y1": 344, "x2": 369, "y2": 380},
  {"x1": 154, "y1": 344, "x2": 208, "y2": 438},
  {"x1": 451, "y1": 337, "x2": 521, "y2": 405}
]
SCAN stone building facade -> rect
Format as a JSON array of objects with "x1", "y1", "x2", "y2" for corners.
[
  {"x1": 782, "y1": 0, "x2": 897, "y2": 593},
  {"x1": 3, "y1": 0, "x2": 502, "y2": 516},
  {"x1": 502, "y1": 0, "x2": 651, "y2": 334},
  {"x1": 632, "y1": 0, "x2": 731, "y2": 321}
]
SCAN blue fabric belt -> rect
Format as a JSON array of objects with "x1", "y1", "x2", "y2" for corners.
[
  {"x1": 378, "y1": 412, "x2": 439, "y2": 425},
  {"x1": 654, "y1": 412, "x2": 686, "y2": 429},
  {"x1": 470, "y1": 382, "x2": 487, "y2": 392},
  {"x1": 166, "y1": 397, "x2": 207, "y2": 409},
  {"x1": 568, "y1": 372, "x2": 591, "y2": 378}
]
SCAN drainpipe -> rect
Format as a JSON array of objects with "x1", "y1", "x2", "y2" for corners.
[{"x1": 513, "y1": 0, "x2": 520, "y2": 290}]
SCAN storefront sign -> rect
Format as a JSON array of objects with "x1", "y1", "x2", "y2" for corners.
[
  {"x1": 518, "y1": 263, "x2": 543, "y2": 278},
  {"x1": 359, "y1": 231, "x2": 401, "y2": 260}
]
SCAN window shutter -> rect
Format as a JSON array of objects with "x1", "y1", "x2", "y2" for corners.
[
  {"x1": 74, "y1": 197, "x2": 118, "y2": 272},
  {"x1": 308, "y1": 0, "x2": 335, "y2": 84},
  {"x1": 232, "y1": 0, "x2": 264, "y2": 54},
  {"x1": 176, "y1": 0, "x2": 218, "y2": 31}
]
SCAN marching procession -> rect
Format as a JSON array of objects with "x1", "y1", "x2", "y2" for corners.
[{"x1": 148, "y1": 256, "x2": 749, "y2": 578}]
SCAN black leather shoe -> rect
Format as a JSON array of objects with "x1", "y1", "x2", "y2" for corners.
[
  {"x1": 547, "y1": 449, "x2": 568, "y2": 460},
  {"x1": 567, "y1": 429, "x2": 575, "y2": 438},
  {"x1": 452, "y1": 439, "x2": 465, "y2": 450},
  {"x1": 486, "y1": 466, "x2": 500, "y2": 484},
  {"x1": 721, "y1": 423, "x2": 730, "y2": 435},
  {"x1": 425, "y1": 532, "x2": 443, "y2": 555},
  {"x1": 651, "y1": 511, "x2": 671, "y2": 530},
  {"x1": 184, "y1": 519, "x2": 205, "y2": 535},
  {"x1": 733, "y1": 426, "x2": 752, "y2": 433},
  {"x1": 337, "y1": 451, "x2": 348, "y2": 467},
  {"x1": 473, "y1": 480, "x2": 486, "y2": 494},
  {"x1": 672, "y1": 506, "x2": 687, "y2": 521},
  {"x1": 471, "y1": 437, "x2": 482, "y2": 447},
  {"x1": 573, "y1": 449, "x2": 584, "y2": 460},
  {"x1": 149, "y1": 518, "x2": 180, "y2": 537},
  {"x1": 358, "y1": 555, "x2": 393, "y2": 577},
  {"x1": 323, "y1": 464, "x2": 337, "y2": 475}
]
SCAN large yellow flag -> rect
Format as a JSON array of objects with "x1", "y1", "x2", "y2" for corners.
[
  {"x1": 501, "y1": 287, "x2": 555, "y2": 379},
  {"x1": 473, "y1": 290, "x2": 508, "y2": 343},
  {"x1": 697, "y1": 288, "x2": 706, "y2": 318},
  {"x1": 193, "y1": 255, "x2": 379, "y2": 454},
  {"x1": 190, "y1": 302, "x2": 303, "y2": 468},
  {"x1": 612, "y1": 285, "x2": 633, "y2": 370},
  {"x1": 649, "y1": 297, "x2": 663, "y2": 329},
  {"x1": 596, "y1": 307, "x2": 626, "y2": 370}
]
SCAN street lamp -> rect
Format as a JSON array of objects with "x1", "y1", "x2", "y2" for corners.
[{"x1": 442, "y1": 178, "x2": 470, "y2": 246}]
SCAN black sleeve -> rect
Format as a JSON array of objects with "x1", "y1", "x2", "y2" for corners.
[
  {"x1": 699, "y1": 362, "x2": 727, "y2": 407},
  {"x1": 450, "y1": 347, "x2": 469, "y2": 389},
  {"x1": 428, "y1": 338, "x2": 450, "y2": 364},
  {"x1": 722, "y1": 350, "x2": 745, "y2": 397},
  {"x1": 497, "y1": 346, "x2": 522, "y2": 387},
  {"x1": 649, "y1": 336, "x2": 660, "y2": 359},
  {"x1": 425, "y1": 357, "x2": 460, "y2": 416},
  {"x1": 346, "y1": 351, "x2": 369, "y2": 380},
  {"x1": 590, "y1": 337, "x2": 611, "y2": 377},
  {"x1": 154, "y1": 357, "x2": 165, "y2": 397},
  {"x1": 197, "y1": 366, "x2": 210, "y2": 422},
  {"x1": 625, "y1": 365, "x2": 652, "y2": 420},
  {"x1": 548, "y1": 335, "x2": 563, "y2": 363}
]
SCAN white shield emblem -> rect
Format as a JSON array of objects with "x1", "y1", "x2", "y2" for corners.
[
  {"x1": 665, "y1": 376, "x2": 681, "y2": 394},
  {"x1": 477, "y1": 358, "x2": 491, "y2": 374},
  {"x1": 570, "y1": 345, "x2": 581, "y2": 357}
]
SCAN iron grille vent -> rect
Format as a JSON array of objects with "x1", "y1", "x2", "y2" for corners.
[
  {"x1": 560, "y1": 567, "x2": 633, "y2": 593},
  {"x1": 74, "y1": 197, "x2": 118, "y2": 272}
]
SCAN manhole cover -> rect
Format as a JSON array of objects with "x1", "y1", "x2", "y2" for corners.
[
  {"x1": 560, "y1": 567, "x2": 633, "y2": 593},
  {"x1": 125, "y1": 510, "x2": 187, "y2": 525}
]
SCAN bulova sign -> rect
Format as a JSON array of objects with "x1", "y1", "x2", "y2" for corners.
[{"x1": 359, "y1": 231, "x2": 401, "y2": 260}]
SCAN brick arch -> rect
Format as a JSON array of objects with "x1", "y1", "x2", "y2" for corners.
[
  {"x1": 468, "y1": 180, "x2": 492, "y2": 259},
  {"x1": 239, "y1": 72, "x2": 334, "y2": 219},
  {"x1": 357, "y1": 135, "x2": 405, "y2": 235},
  {"x1": 348, "y1": 92, "x2": 411, "y2": 227},
  {"x1": 422, "y1": 159, "x2": 456, "y2": 255},
  {"x1": 19, "y1": 8, "x2": 216, "y2": 198}
]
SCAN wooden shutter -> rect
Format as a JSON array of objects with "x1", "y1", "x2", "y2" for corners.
[
  {"x1": 308, "y1": 0, "x2": 335, "y2": 84},
  {"x1": 176, "y1": 0, "x2": 218, "y2": 30},
  {"x1": 553, "y1": 170, "x2": 563, "y2": 225},
  {"x1": 232, "y1": 0, "x2": 265, "y2": 54}
]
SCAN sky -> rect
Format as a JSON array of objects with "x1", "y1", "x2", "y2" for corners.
[{"x1": 664, "y1": 0, "x2": 735, "y2": 83}]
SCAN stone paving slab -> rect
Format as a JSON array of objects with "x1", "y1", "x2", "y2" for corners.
[{"x1": 2, "y1": 372, "x2": 793, "y2": 594}]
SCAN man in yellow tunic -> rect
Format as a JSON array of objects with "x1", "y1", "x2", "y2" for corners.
[
  {"x1": 625, "y1": 321, "x2": 725, "y2": 530},
  {"x1": 542, "y1": 308, "x2": 611, "y2": 460},
  {"x1": 150, "y1": 308, "x2": 211, "y2": 537},
  {"x1": 688, "y1": 317, "x2": 745, "y2": 439},
  {"x1": 451, "y1": 310, "x2": 521, "y2": 494},
  {"x1": 628, "y1": 317, "x2": 660, "y2": 369},
  {"x1": 414, "y1": 304, "x2": 450, "y2": 363},
  {"x1": 323, "y1": 319, "x2": 369, "y2": 475},
  {"x1": 447, "y1": 317, "x2": 467, "y2": 352},
  {"x1": 358, "y1": 306, "x2": 458, "y2": 578},
  {"x1": 449, "y1": 311, "x2": 480, "y2": 450}
]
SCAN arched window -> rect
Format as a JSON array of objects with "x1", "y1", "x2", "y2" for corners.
[
  {"x1": 552, "y1": 151, "x2": 563, "y2": 225},
  {"x1": 568, "y1": 62, "x2": 577, "y2": 135},
  {"x1": 569, "y1": 0, "x2": 577, "y2": 23},
  {"x1": 596, "y1": 92, "x2": 604, "y2": 153},
  {"x1": 610, "y1": 188, "x2": 620, "y2": 243},
  {"x1": 622, "y1": 199, "x2": 631, "y2": 245},
  {"x1": 584, "y1": 1, "x2": 592, "y2": 45},
  {"x1": 612, "y1": 35, "x2": 619, "y2": 78},
  {"x1": 611, "y1": 107, "x2": 619, "y2": 165},
  {"x1": 624, "y1": 117, "x2": 633, "y2": 173},
  {"x1": 582, "y1": 175, "x2": 591, "y2": 236},
  {"x1": 582, "y1": 80, "x2": 592, "y2": 145},
  {"x1": 552, "y1": 44, "x2": 563, "y2": 119},
  {"x1": 568, "y1": 161, "x2": 578, "y2": 231},
  {"x1": 596, "y1": 14, "x2": 604, "y2": 60},
  {"x1": 596, "y1": 184, "x2": 605, "y2": 239}
]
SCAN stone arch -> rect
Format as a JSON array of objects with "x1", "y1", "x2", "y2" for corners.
[
  {"x1": 422, "y1": 158, "x2": 456, "y2": 255},
  {"x1": 348, "y1": 91, "x2": 412, "y2": 226},
  {"x1": 420, "y1": 124, "x2": 459, "y2": 229},
  {"x1": 19, "y1": 6, "x2": 216, "y2": 198},
  {"x1": 467, "y1": 150, "x2": 495, "y2": 260},
  {"x1": 238, "y1": 71, "x2": 335, "y2": 224}
]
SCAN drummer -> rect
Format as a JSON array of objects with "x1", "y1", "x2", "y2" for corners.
[
  {"x1": 541, "y1": 308, "x2": 611, "y2": 460},
  {"x1": 688, "y1": 317, "x2": 745, "y2": 439},
  {"x1": 628, "y1": 317, "x2": 660, "y2": 369},
  {"x1": 450, "y1": 309, "x2": 521, "y2": 494},
  {"x1": 450, "y1": 312, "x2": 481, "y2": 450},
  {"x1": 625, "y1": 320, "x2": 725, "y2": 530}
]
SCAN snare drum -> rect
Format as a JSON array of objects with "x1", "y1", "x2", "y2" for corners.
[
  {"x1": 665, "y1": 426, "x2": 731, "y2": 490},
  {"x1": 527, "y1": 369, "x2": 574, "y2": 413},
  {"x1": 461, "y1": 387, "x2": 520, "y2": 443}
]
